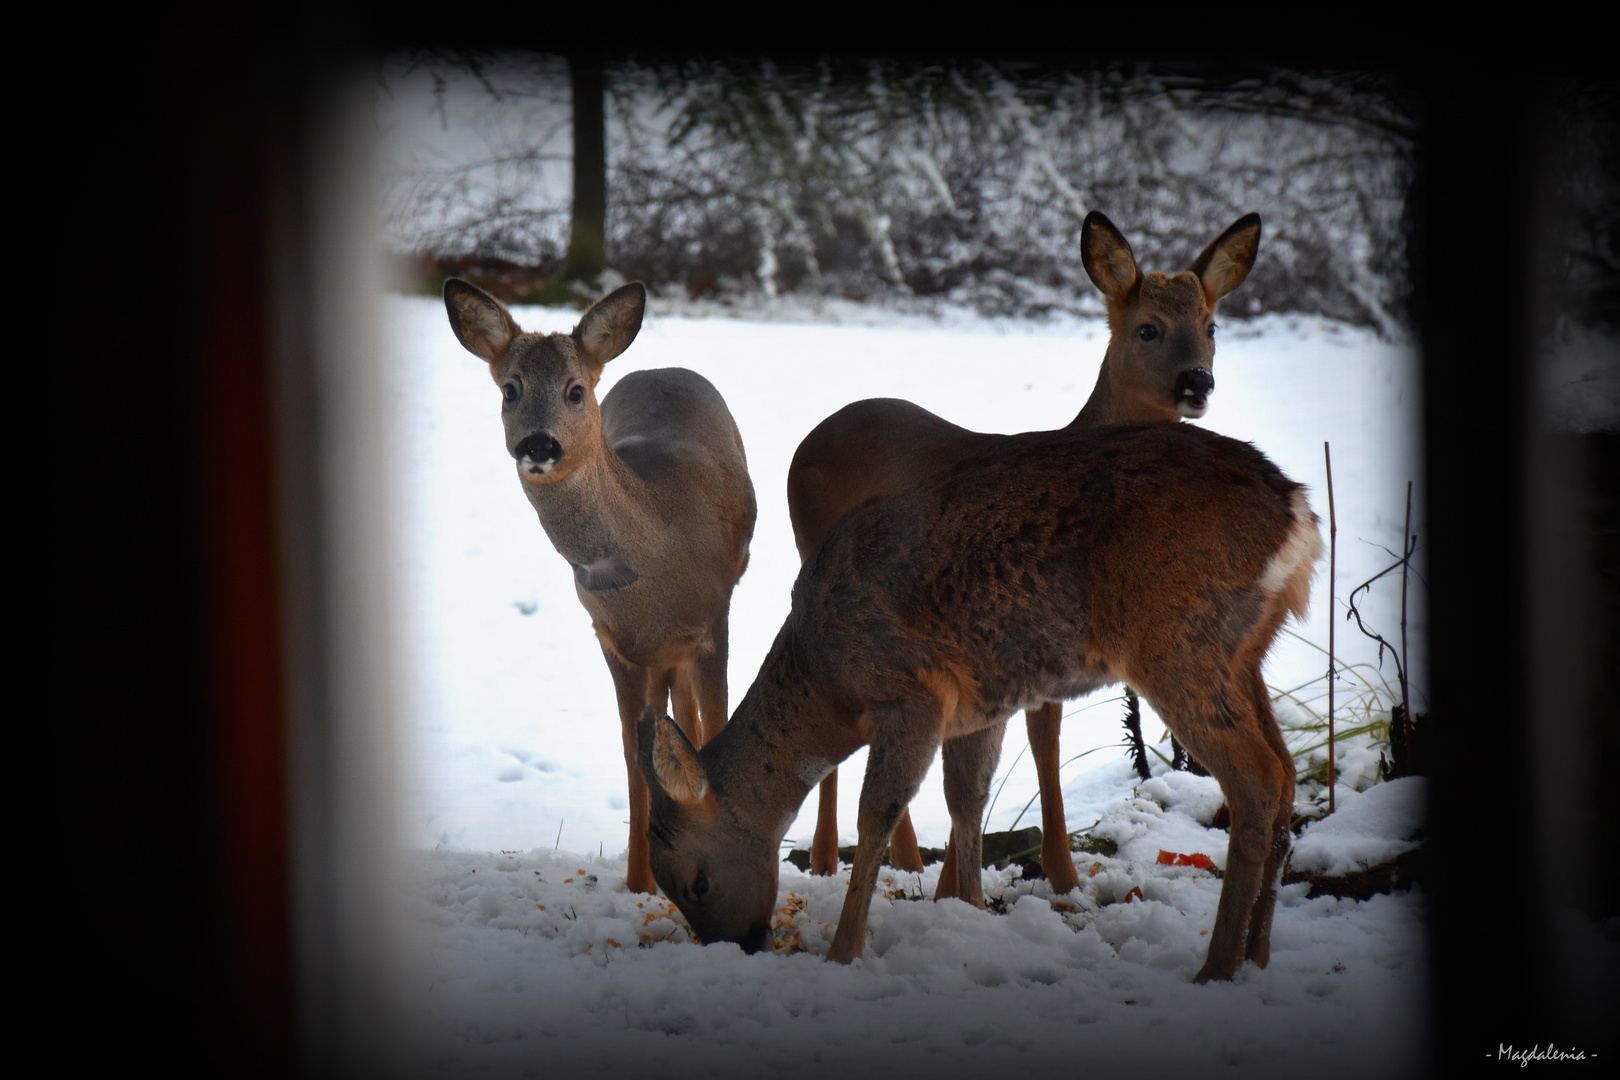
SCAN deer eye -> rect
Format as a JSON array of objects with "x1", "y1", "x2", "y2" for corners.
[
  {"x1": 567, "y1": 384, "x2": 585, "y2": 405},
  {"x1": 1207, "y1": 323, "x2": 1218, "y2": 339},
  {"x1": 501, "y1": 383, "x2": 518, "y2": 404},
  {"x1": 1138, "y1": 324, "x2": 1158, "y2": 342},
  {"x1": 692, "y1": 871, "x2": 709, "y2": 900}
]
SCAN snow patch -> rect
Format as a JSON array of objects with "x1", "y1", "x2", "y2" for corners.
[{"x1": 1289, "y1": 777, "x2": 1425, "y2": 877}]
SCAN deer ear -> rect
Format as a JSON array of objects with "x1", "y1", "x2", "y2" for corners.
[
  {"x1": 1190, "y1": 213, "x2": 1261, "y2": 306},
  {"x1": 1081, "y1": 211, "x2": 1140, "y2": 300},
  {"x1": 444, "y1": 279, "x2": 521, "y2": 364},
  {"x1": 638, "y1": 709, "x2": 709, "y2": 805},
  {"x1": 574, "y1": 282, "x2": 646, "y2": 366}
]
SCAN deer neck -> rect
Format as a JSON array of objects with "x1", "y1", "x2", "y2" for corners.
[
  {"x1": 702, "y1": 632, "x2": 864, "y2": 844},
  {"x1": 1069, "y1": 348, "x2": 1180, "y2": 429},
  {"x1": 523, "y1": 433, "x2": 652, "y2": 568},
  {"x1": 1070, "y1": 355, "x2": 1130, "y2": 429}
]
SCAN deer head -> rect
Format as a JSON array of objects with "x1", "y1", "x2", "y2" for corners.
[
  {"x1": 637, "y1": 710, "x2": 780, "y2": 954},
  {"x1": 443, "y1": 279, "x2": 647, "y2": 485},
  {"x1": 1080, "y1": 212, "x2": 1261, "y2": 422}
]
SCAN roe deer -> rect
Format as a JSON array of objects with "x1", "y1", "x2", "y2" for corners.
[
  {"x1": 787, "y1": 212, "x2": 1262, "y2": 892},
  {"x1": 640, "y1": 421, "x2": 1320, "y2": 980},
  {"x1": 443, "y1": 279, "x2": 756, "y2": 895}
]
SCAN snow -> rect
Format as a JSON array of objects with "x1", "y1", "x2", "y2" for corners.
[
  {"x1": 406, "y1": 754, "x2": 1428, "y2": 1076},
  {"x1": 387, "y1": 292, "x2": 1430, "y2": 1073},
  {"x1": 1289, "y1": 777, "x2": 1425, "y2": 877}
]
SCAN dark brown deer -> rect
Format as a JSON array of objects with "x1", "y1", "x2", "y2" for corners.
[
  {"x1": 443, "y1": 279, "x2": 756, "y2": 895},
  {"x1": 640, "y1": 420, "x2": 1319, "y2": 980},
  {"x1": 788, "y1": 212, "x2": 1262, "y2": 892}
]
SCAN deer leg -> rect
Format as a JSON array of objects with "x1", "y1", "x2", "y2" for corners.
[
  {"x1": 938, "y1": 718, "x2": 1007, "y2": 908},
  {"x1": 888, "y1": 809, "x2": 926, "y2": 874},
  {"x1": 809, "y1": 772, "x2": 840, "y2": 876},
  {"x1": 1162, "y1": 686, "x2": 1290, "y2": 984},
  {"x1": 928, "y1": 713, "x2": 1016, "y2": 901},
  {"x1": 827, "y1": 700, "x2": 941, "y2": 963},
  {"x1": 1026, "y1": 700, "x2": 1081, "y2": 895},
  {"x1": 695, "y1": 620, "x2": 730, "y2": 744},
  {"x1": 603, "y1": 650, "x2": 657, "y2": 895},
  {"x1": 619, "y1": 725, "x2": 656, "y2": 896},
  {"x1": 1242, "y1": 668, "x2": 1295, "y2": 969},
  {"x1": 666, "y1": 666, "x2": 703, "y2": 750}
]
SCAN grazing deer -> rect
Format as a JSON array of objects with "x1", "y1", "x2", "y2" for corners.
[
  {"x1": 788, "y1": 212, "x2": 1262, "y2": 892},
  {"x1": 443, "y1": 279, "x2": 756, "y2": 895},
  {"x1": 640, "y1": 421, "x2": 1320, "y2": 980}
]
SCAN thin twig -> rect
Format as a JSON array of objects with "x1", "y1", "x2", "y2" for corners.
[
  {"x1": 1345, "y1": 556, "x2": 1412, "y2": 691},
  {"x1": 1400, "y1": 480, "x2": 1413, "y2": 726},
  {"x1": 1325, "y1": 442, "x2": 1337, "y2": 813},
  {"x1": 1005, "y1": 744, "x2": 1112, "y2": 832}
]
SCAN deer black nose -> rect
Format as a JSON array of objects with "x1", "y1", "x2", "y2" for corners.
[
  {"x1": 515, "y1": 433, "x2": 563, "y2": 475},
  {"x1": 737, "y1": 924, "x2": 772, "y2": 955},
  {"x1": 1176, "y1": 368, "x2": 1214, "y2": 399}
]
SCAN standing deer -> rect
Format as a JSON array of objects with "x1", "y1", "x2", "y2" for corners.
[
  {"x1": 788, "y1": 212, "x2": 1262, "y2": 893},
  {"x1": 443, "y1": 279, "x2": 756, "y2": 895},
  {"x1": 640, "y1": 421, "x2": 1321, "y2": 981}
]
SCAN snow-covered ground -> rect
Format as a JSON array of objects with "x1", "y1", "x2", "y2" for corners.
[
  {"x1": 408, "y1": 775, "x2": 1427, "y2": 1079},
  {"x1": 387, "y1": 293, "x2": 1430, "y2": 1074}
]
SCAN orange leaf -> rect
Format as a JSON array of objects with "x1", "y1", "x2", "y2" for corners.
[
  {"x1": 1157, "y1": 850, "x2": 1177, "y2": 865},
  {"x1": 1125, "y1": 886, "x2": 1143, "y2": 903}
]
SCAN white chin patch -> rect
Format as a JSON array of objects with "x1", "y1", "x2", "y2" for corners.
[
  {"x1": 1177, "y1": 400, "x2": 1208, "y2": 419},
  {"x1": 520, "y1": 456, "x2": 555, "y2": 475}
]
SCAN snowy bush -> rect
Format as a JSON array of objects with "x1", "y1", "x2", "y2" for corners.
[{"x1": 380, "y1": 55, "x2": 1415, "y2": 334}]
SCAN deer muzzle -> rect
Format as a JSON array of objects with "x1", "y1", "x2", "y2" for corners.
[
  {"x1": 515, "y1": 433, "x2": 564, "y2": 475},
  {"x1": 735, "y1": 923, "x2": 772, "y2": 955},
  {"x1": 1175, "y1": 368, "x2": 1215, "y2": 418}
]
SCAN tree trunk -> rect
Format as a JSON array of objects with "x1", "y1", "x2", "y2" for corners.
[{"x1": 564, "y1": 55, "x2": 606, "y2": 285}]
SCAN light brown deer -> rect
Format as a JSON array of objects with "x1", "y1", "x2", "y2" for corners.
[
  {"x1": 443, "y1": 279, "x2": 756, "y2": 895},
  {"x1": 640, "y1": 420, "x2": 1320, "y2": 980},
  {"x1": 788, "y1": 212, "x2": 1262, "y2": 893}
]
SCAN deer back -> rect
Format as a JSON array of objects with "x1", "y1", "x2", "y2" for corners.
[
  {"x1": 797, "y1": 423, "x2": 1308, "y2": 725},
  {"x1": 786, "y1": 398, "x2": 1002, "y2": 561}
]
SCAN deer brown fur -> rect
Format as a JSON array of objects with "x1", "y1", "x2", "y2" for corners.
[
  {"x1": 641, "y1": 421, "x2": 1320, "y2": 981},
  {"x1": 443, "y1": 279, "x2": 756, "y2": 894},
  {"x1": 788, "y1": 212, "x2": 1262, "y2": 891}
]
